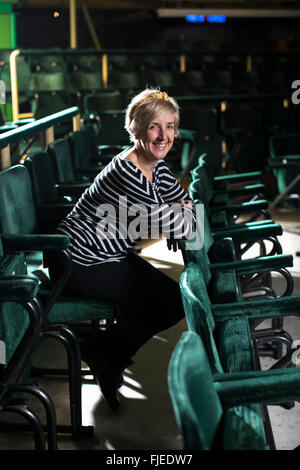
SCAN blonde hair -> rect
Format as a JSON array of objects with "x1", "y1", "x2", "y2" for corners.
[{"x1": 125, "y1": 88, "x2": 180, "y2": 143}]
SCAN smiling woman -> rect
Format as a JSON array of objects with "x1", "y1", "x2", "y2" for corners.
[
  {"x1": 48, "y1": 87, "x2": 196, "y2": 412},
  {"x1": 125, "y1": 89, "x2": 180, "y2": 143},
  {"x1": 124, "y1": 88, "x2": 180, "y2": 182},
  {"x1": 125, "y1": 111, "x2": 176, "y2": 182}
]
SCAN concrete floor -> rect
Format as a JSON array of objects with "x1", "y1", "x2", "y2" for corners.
[
  {"x1": 259, "y1": 208, "x2": 300, "y2": 450},
  {"x1": 0, "y1": 207, "x2": 299, "y2": 451}
]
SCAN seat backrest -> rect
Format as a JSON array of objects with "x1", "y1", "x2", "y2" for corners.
[
  {"x1": 2, "y1": 55, "x2": 31, "y2": 94},
  {"x1": 82, "y1": 123, "x2": 99, "y2": 159},
  {"x1": 34, "y1": 55, "x2": 67, "y2": 74},
  {"x1": 70, "y1": 70, "x2": 101, "y2": 91},
  {"x1": 98, "y1": 111, "x2": 130, "y2": 146},
  {"x1": 189, "y1": 177, "x2": 210, "y2": 208},
  {"x1": 191, "y1": 161, "x2": 213, "y2": 195},
  {"x1": 143, "y1": 69, "x2": 175, "y2": 88},
  {"x1": 47, "y1": 138, "x2": 75, "y2": 184},
  {"x1": 29, "y1": 72, "x2": 67, "y2": 92},
  {"x1": 67, "y1": 130, "x2": 90, "y2": 169},
  {"x1": 24, "y1": 152, "x2": 59, "y2": 206},
  {"x1": 0, "y1": 165, "x2": 39, "y2": 234},
  {"x1": 83, "y1": 89, "x2": 123, "y2": 114},
  {"x1": 33, "y1": 92, "x2": 73, "y2": 120},
  {"x1": 269, "y1": 133, "x2": 300, "y2": 159},
  {"x1": 199, "y1": 146, "x2": 223, "y2": 180},
  {"x1": 168, "y1": 331, "x2": 223, "y2": 450},
  {"x1": 221, "y1": 103, "x2": 259, "y2": 131},
  {"x1": 185, "y1": 70, "x2": 206, "y2": 88},
  {"x1": 108, "y1": 70, "x2": 140, "y2": 90},
  {"x1": 179, "y1": 262, "x2": 223, "y2": 374},
  {"x1": 187, "y1": 187, "x2": 214, "y2": 255},
  {"x1": 180, "y1": 215, "x2": 212, "y2": 288},
  {"x1": 182, "y1": 244, "x2": 212, "y2": 287},
  {"x1": 189, "y1": 174, "x2": 205, "y2": 198},
  {"x1": 68, "y1": 54, "x2": 100, "y2": 73}
]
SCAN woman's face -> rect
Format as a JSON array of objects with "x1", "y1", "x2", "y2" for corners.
[{"x1": 137, "y1": 111, "x2": 176, "y2": 162}]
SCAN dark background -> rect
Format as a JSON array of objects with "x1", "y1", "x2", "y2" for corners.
[{"x1": 15, "y1": 7, "x2": 300, "y2": 52}]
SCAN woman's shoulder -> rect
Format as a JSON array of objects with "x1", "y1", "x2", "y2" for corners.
[
  {"x1": 156, "y1": 159, "x2": 174, "y2": 178},
  {"x1": 115, "y1": 146, "x2": 134, "y2": 162}
]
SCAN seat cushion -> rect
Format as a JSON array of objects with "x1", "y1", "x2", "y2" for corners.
[{"x1": 39, "y1": 287, "x2": 115, "y2": 323}]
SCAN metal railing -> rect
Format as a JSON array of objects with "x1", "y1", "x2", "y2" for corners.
[{"x1": 0, "y1": 106, "x2": 80, "y2": 170}]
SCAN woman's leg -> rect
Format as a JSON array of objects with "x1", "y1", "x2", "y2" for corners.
[
  {"x1": 58, "y1": 252, "x2": 184, "y2": 360},
  {"x1": 48, "y1": 252, "x2": 185, "y2": 410}
]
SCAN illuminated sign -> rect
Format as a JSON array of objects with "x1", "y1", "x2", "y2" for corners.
[{"x1": 185, "y1": 14, "x2": 226, "y2": 23}]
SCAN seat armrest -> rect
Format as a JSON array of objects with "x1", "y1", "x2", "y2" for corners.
[
  {"x1": 212, "y1": 295, "x2": 300, "y2": 322},
  {"x1": 214, "y1": 367, "x2": 300, "y2": 408},
  {"x1": 210, "y1": 254, "x2": 293, "y2": 274},
  {"x1": 214, "y1": 171, "x2": 262, "y2": 183},
  {"x1": 212, "y1": 223, "x2": 282, "y2": 242},
  {"x1": 212, "y1": 200, "x2": 268, "y2": 215},
  {"x1": 1, "y1": 233, "x2": 70, "y2": 252},
  {"x1": 0, "y1": 274, "x2": 40, "y2": 302}
]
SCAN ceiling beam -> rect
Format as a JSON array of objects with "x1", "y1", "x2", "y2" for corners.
[
  {"x1": 158, "y1": 7, "x2": 300, "y2": 17},
  {"x1": 15, "y1": 0, "x2": 154, "y2": 8}
]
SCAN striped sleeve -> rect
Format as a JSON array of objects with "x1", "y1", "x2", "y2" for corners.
[{"x1": 153, "y1": 161, "x2": 197, "y2": 239}]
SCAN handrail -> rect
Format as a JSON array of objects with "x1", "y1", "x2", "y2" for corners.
[
  {"x1": 0, "y1": 106, "x2": 79, "y2": 150},
  {"x1": 12, "y1": 48, "x2": 300, "y2": 57},
  {"x1": 0, "y1": 106, "x2": 80, "y2": 170}
]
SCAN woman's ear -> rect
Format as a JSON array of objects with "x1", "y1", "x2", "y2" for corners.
[{"x1": 132, "y1": 129, "x2": 142, "y2": 142}]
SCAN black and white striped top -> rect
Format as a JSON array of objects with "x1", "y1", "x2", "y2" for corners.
[{"x1": 57, "y1": 149, "x2": 196, "y2": 266}]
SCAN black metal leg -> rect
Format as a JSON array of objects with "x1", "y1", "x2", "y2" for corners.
[
  {"x1": 0, "y1": 402, "x2": 46, "y2": 450},
  {"x1": 252, "y1": 338, "x2": 276, "y2": 449},
  {"x1": 43, "y1": 324, "x2": 87, "y2": 441},
  {"x1": 9, "y1": 384, "x2": 57, "y2": 450}
]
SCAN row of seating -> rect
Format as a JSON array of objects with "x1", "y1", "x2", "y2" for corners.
[
  {"x1": 0, "y1": 122, "x2": 130, "y2": 448},
  {"x1": 0, "y1": 48, "x2": 295, "y2": 123},
  {"x1": 167, "y1": 150, "x2": 300, "y2": 449},
  {"x1": 25, "y1": 67, "x2": 291, "y2": 96},
  {"x1": 2, "y1": 48, "x2": 298, "y2": 79},
  {"x1": 177, "y1": 112, "x2": 300, "y2": 203}
]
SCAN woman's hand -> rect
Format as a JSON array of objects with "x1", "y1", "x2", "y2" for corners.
[
  {"x1": 177, "y1": 198, "x2": 192, "y2": 207},
  {"x1": 166, "y1": 238, "x2": 181, "y2": 252},
  {"x1": 166, "y1": 198, "x2": 192, "y2": 251}
]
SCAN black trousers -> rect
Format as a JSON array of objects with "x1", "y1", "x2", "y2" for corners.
[{"x1": 49, "y1": 252, "x2": 185, "y2": 363}]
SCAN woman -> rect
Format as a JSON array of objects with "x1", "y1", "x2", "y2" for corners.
[{"x1": 51, "y1": 88, "x2": 196, "y2": 411}]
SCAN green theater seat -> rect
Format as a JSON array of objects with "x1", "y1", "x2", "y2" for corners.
[
  {"x1": 0, "y1": 164, "x2": 115, "y2": 433},
  {"x1": 168, "y1": 330, "x2": 300, "y2": 450},
  {"x1": 47, "y1": 138, "x2": 91, "y2": 200},
  {"x1": 0, "y1": 238, "x2": 58, "y2": 449}
]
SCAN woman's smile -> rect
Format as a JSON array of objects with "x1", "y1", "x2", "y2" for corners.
[{"x1": 143, "y1": 111, "x2": 176, "y2": 161}]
